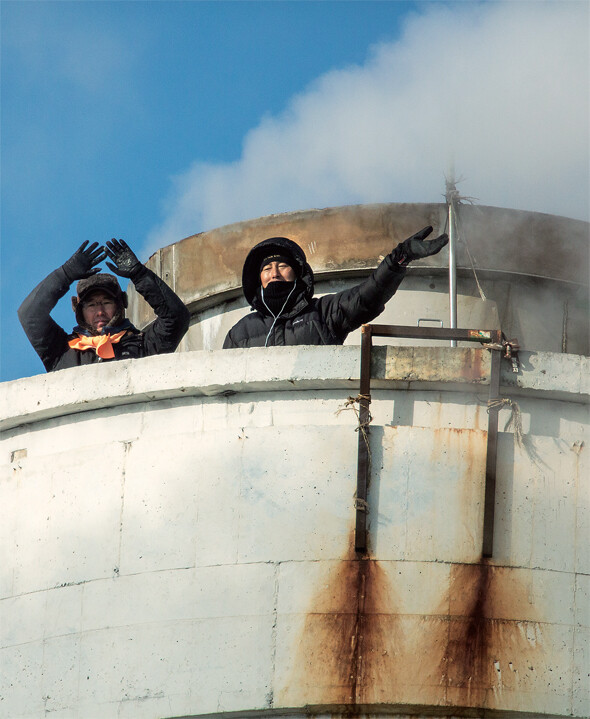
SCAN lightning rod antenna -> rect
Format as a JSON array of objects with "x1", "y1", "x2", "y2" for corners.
[{"x1": 445, "y1": 168, "x2": 459, "y2": 347}]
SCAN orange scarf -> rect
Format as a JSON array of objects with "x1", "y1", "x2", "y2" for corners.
[{"x1": 68, "y1": 330, "x2": 127, "y2": 359}]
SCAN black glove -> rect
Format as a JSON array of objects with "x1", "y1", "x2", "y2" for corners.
[
  {"x1": 396, "y1": 226, "x2": 449, "y2": 264},
  {"x1": 104, "y1": 238, "x2": 143, "y2": 279},
  {"x1": 62, "y1": 241, "x2": 107, "y2": 282}
]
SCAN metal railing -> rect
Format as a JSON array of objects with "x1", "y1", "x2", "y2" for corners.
[{"x1": 355, "y1": 324, "x2": 516, "y2": 558}]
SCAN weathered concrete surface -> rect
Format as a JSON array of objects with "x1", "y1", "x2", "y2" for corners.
[
  {"x1": 1, "y1": 347, "x2": 588, "y2": 432},
  {"x1": 127, "y1": 203, "x2": 589, "y2": 356},
  {"x1": 174, "y1": 277, "x2": 508, "y2": 354},
  {"x1": 133, "y1": 203, "x2": 589, "y2": 313},
  {"x1": 1, "y1": 347, "x2": 588, "y2": 719}
]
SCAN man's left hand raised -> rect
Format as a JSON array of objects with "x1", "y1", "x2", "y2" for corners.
[
  {"x1": 105, "y1": 239, "x2": 144, "y2": 279},
  {"x1": 397, "y1": 226, "x2": 449, "y2": 264}
]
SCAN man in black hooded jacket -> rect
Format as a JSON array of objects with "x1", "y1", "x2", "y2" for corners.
[
  {"x1": 18, "y1": 238, "x2": 190, "y2": 372},
  {"x1": 223, "y1": 226, "x2": 448, "y2": 348}
]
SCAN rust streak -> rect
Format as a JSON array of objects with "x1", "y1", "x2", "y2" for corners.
[
  {"x1": 286, "y1": 538, "x2": 550, "y2": 713},
  {"x1": 348, "y1": 560, "x2": 366, "y2": 705},
  {"x1": 463, "y1": 348, "x2": 485, "y2": 383},
  {"x1": 445, "y1": 560, "x2": 493, "y2": 698},
  {"x1": 442, "y1": 561, "x2": 547, "y2": 710},
  {"x1": 283, "y1": 532, "x2": 398, "y2": 714}
]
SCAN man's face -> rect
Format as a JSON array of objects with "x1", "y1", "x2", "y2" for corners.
[
  {"x1": 260, "y1": 261, "x2": 296, "y2": 289},
  {"x1": 81, "y1": 290, "x2": 117, "y2": 331}
]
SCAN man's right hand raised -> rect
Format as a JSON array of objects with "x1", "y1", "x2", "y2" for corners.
[{"x1": 62, "y1": 241, "x2": 107, "y2": 282}]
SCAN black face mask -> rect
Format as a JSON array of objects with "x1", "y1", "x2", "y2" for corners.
[{"x1": 259, "y1": 280, "x2": 297, "y2": 315}]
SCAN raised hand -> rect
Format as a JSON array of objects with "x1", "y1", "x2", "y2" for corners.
[
  {"x1": 62, "y1": 241, "x2": 107, "y2": 282},
  {"x1": 104, "y1": 238, "x2": 143, "y2": 279},
  {"x1": 397, "y1": 226, "x2": 449, "y2": 264}
]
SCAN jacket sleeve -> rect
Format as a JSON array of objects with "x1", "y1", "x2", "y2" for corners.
[
  {"x1": 318, "y1": 253, "x2": 407, "y2": 340},
  {"x1": 131, "y1": 266, "x2": 190, "y2": 355},
  {"x1": 222, "y1": 329, "x2": 238, "y2": 349},
  {"x1": 17, "y1": 266, "x2": 72, "y2": 372}
]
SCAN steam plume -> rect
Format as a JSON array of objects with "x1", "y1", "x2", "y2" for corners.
[{"x1": 147, "y1": 1, "x2": 588, "y2": 251}]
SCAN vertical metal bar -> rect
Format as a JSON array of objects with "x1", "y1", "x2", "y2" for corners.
[
  {"x1": 355, "y1": 325, "x2": 373, "y2": 554},
  {"x1": 355, "y1": 323, "x2": 504, "y2": 557},
  {"x1": 448, "y1": 198, "x2": 458, "y2": 347},
  {"x1": 482, "y1": 345, "x2": 502, "y2": 557}
]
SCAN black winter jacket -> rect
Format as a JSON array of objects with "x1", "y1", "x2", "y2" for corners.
[
  {"x1": 18, "y1": 265, "x2": 190, "y2": 372},
  {"x1": 223, "y1": 237, "x2": 407, "y2": 348}
]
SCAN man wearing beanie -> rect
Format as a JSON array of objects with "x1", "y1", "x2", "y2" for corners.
[
  {"x1": 18, "y1": 239, "x2": 190, "y2": 372},
  {"x1": 223, "y1": 227, "x2": 448, "y2": 349}
]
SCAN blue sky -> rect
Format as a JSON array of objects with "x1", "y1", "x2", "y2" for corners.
[{"x1": 2, "y1": 0, "x2": 588, "y2": 382}]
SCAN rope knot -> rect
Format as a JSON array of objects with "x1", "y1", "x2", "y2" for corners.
[
  {"x1": 488, "y1": 397, "x2": 523, "y2": 446},
  {"x1": 336, "y1": 394, "x2": 373, "y2": 464}
]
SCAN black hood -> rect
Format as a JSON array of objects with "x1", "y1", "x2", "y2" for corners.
[{"x1": 242, "y1": 237, "x2": 314, "y2": 315}]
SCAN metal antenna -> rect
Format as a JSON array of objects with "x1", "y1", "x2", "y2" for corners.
[{"x1": 445, "y1": 170, "x2": 459, "y2": 347}]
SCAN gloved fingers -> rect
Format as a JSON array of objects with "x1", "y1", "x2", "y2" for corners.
[
  {"x1": 82, "y1": 241, "x2": 100, "y2": 254},
  {"x1": 79, "y1": 267, "x2": 103, "y2": 279},
  {"x1": 103, "y1": 250, "x2": 124, "y2": 271},
  {"x1": 87, "y1": 246, "x2": 107, "y2": 264},
  {"x1": 103, "y1": 238, "x2": 140, "y2": 277},
  {"x1": 63, "y1": 242, "x2": 106, "y2": 282},
  {"x1": 73, "y1": 240, "x2": 90, "y2": 255},
  {"x1": 112, "y1": 238, "x2": 130, "y2": 251},
  {"x1": 68, "y1": 240, "x2": 95, "y2": 261},
  {"x1": 105, "y1": 238, "x2": 122, "y2": 255},
  {"x1": 425, "y1": 233, "x2": 449, "y2": 254},
  {"x1": 105, "y1": 261, "x2": 119, "y2": 275},
  {"x1": 105, "y1": 238, "x2": 134, "y2": 258},
  {"x1": 407, "y1": 225, "x2": 433, "y2": 243},
  {"x1": 104, "y1": 243, "x2": 126, "y2": 262},
  {"x1": 76, "y1": 241, "x2": 106, "y2": 267}
]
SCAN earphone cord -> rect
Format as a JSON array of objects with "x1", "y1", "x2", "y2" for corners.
[{"x1": 261, "y1": 284, "x2": 298, "y2": 347}]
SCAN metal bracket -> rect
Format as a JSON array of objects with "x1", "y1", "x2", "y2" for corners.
[
  {"x1": 355, "y1": 324, "x2": 504, "y2": 558},
  {"x1": 417, "y1": 318, "x2": 444, "y2": 327}
]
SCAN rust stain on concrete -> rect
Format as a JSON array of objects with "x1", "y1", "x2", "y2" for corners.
[
  {"x1": 443, "y1": 560, "x2": 493, "y2": 700},
  {"x1": 288, "y1": 548, "x2": 550, "y2": 713},
  {"x1": 442, "y1": 561, "x2": 548, "y2": 709},
  {"x1": 284, "y1": 531, "x2": 403, "y2": 711},
  {"x1": 462, "y1": 348, "x2": 485, "y2": 383},
  {"x1": 282, "y1": 428, "x2": 553, "y2": 714},
  {"x1": 285, "y1": 537, "x2": 448, "y2": 710},
  {"x1": 286, "y1": 558, "x2": 392, "y2": 708}
]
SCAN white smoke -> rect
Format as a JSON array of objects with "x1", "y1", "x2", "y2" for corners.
[{"x1": 148, "y1": 1, "x2": 588, "y2": 251}]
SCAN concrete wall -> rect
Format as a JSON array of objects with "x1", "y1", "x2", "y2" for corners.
[
  {"x1": 1, "y1": 347, "x2": 588, "y2": 719},
  {"x1": 128, "y1": 203, "x2": 590, "y2": 356}
]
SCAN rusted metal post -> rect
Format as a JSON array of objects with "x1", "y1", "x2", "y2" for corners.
[
  {"x1": 355, "y1": 325, "x2": 373, "y2": 554},
  {"x1": 354, "y1": 324, "x2": 504, "y2": 559},
  {"x1": 448, "y1": 198, "x2": 458, "y2": 347},
  {"x1": 483, "y1": 339, "x2": 502, "y2": 557},
  {"x1": 368, "y1": 324, "x2": 493, "y2": 344}
]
